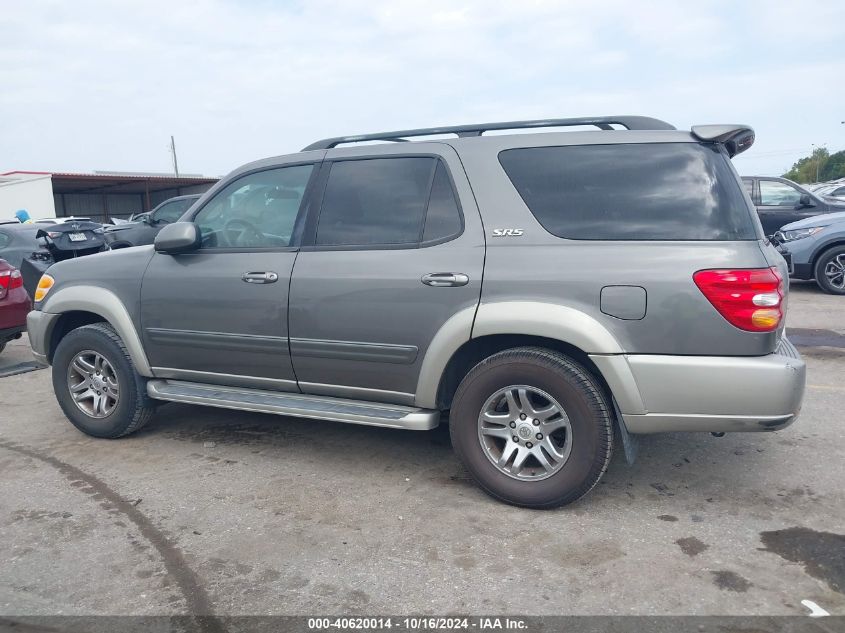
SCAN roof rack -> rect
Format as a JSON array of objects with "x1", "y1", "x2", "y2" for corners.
[{"x1": 302, "y1": 115, "x2": 676, "y2": 151}]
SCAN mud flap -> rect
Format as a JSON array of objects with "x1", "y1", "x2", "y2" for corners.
[{"x1": 612, "y1": 397, "x2": 638, "y2": 465}]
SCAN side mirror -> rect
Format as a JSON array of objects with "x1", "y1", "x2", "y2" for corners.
[
  {"x1": 154, "y1": 222, "x2": 200, "y2": 254},
  {"x1": 798, "y1": 193, "x2": 814, "y2": 208}
]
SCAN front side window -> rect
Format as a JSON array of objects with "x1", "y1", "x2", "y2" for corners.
[
  {"x1": 759, "y1": 180, "x2": 802, "y2": 207},
  {"x1": 499, "y1": 142, "x2": 757, "y2": 241},
  {"x1": 153, "y1": 198, "x2": 196, "y2": 225},
  {"x1": 194, "y1": 165, "x2": 314, "y2": 248}
]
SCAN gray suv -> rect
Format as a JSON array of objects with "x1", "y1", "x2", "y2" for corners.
[
  {"x1": 103, "y1": 194, "x2": 201, "y2": 249},
  {"x1": 774, "y1": 211, "x2": 845, "y2": 294},
  {"x1": 26, "y1": 116, "x2": 806, "y2": 508}
]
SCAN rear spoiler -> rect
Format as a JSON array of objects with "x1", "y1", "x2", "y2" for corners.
[{"x1": 691, "y1": 124, "x2": 755, "y2": 158}]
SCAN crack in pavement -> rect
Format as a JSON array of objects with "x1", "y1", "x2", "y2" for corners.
[{"x1": 0, "y1": 439, "x2": 226, "y2": 633}]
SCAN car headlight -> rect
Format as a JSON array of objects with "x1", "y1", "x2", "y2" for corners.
[
  {"x1": 779, "y1": 226, "x2": 824, "y2": 242},
  {"x1": 34, "y1": 273, "x2": 55, "y2": 302}
]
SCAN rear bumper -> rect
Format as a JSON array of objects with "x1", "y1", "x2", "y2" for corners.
[
  {"x1": 591, "y1": 337, "x2": 806, "y2": 433},
  {"x1": 0, "y1": 287, "x2": 31, "y2": 334}
]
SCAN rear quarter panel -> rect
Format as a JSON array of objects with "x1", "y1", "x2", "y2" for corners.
[{"x1": 452, "y1": 132, "x2": 779, "y2": 356}]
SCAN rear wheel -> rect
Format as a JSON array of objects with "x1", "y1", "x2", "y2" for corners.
[
  {"x1": 815, "y1": 245, "x2": 845, "y2": 295},
  {"x1": 52, "y1": 323, "x2": 155, "y2": 438},
  {"x1": 450, "y1": 347, "x2": 613, "y2": 508}
]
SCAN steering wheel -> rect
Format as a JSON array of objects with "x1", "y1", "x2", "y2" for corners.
[{"x1": 222, "y1": 218, "x2": 265, "y2": 247}]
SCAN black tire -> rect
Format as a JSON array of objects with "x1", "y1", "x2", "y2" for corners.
[
  {"x1": 52, "y1": 322, "x2": 155, "y2": 438},
  {"x1": 450, "y1": 347, "x2": 613, "y2": 508},
  {"x1": 814, "y1": 245, "x2": 845, "y2": 295}
]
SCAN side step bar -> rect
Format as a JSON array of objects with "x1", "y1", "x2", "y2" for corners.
[{"x1": 146, "y1": 379, "x2": 440, "y2": 431}]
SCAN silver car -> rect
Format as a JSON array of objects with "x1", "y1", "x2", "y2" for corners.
[{"x1": 26, "y1": 116, "x2": 806, "y2": 508}]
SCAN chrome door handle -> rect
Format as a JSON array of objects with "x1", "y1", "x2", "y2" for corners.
[
  {"x1": 242, "y1": 271, "x2": 279, "y2": 284},
  {"x1": 421, "y1": 272, "x2": 469, "y2": 287}
]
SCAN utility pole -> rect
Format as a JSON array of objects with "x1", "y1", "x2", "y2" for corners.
[
  {"x1": 170, "y1": 135, "x2": 180, "y2": 177},
  {"x1": 811, "y1": 143, "x2": 823, "y2": 183}
]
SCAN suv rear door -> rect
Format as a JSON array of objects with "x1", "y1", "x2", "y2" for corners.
[{"x1": 287, "y1": 143, "x2": 484, "y2": 405}]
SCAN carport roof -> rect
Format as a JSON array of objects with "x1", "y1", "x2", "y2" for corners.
[{"x1": 0, "y1": 171, "x2": 218, "y2": 194}]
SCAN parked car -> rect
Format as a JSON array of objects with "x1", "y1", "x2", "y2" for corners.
[
  {"x1": 813, "y1": 183, "x2": 845, "y2": 203},
  {"x1": 27, "y1": 116, "x2": 805, "y2": 508},
  {"x1": 772, "y1": 211, "x2": 845, "y2": 294},
  {"x1": 0, "y1": 223, "x2": 41, "y2": 269},
  {"x1": 0, "y1": 259, "x2": 30, "y2": 356},
  {"x1": 19, "y1": 219, "x2": 107, "y2": 298},
  {"x1": 741, "y1": 176, "x2": 845, "y2": 236},
  {"x1": 103, "y1": 195, "x2": 201, "y2": 249}
]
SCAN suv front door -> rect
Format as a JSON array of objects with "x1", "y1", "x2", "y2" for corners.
[
  {"x1": 140, "y1": 154, "x2": 322, "y2": 390},
  {"x1": 288, "y1": 144, "x2": 484, "y2": 406},
  {"x1": 756, "y1": 178, "x2": 819, "y2": 235}
]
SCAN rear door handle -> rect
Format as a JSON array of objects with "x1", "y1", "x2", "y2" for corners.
[
  {"x1": 421, "y1": 272, "x2": 469, "y2": 287},
  {"x1": 242, "y1": 271, "x2": 279, "y2": 284}
]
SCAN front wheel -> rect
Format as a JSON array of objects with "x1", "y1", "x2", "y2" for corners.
[
  {"x1": 815, "y1": 246, "x2": 845, "y2": 295},
  {"x1": 52, "y1": 323, "x2": 155, "y2": 438},
  {"x1": 450, "y1": 347, "x2": 613, "y2": 508}
]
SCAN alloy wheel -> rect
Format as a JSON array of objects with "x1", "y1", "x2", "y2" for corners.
[
  {"x1": 67, "y1": 350, "x2": 120, "y2": 418},
  {"x1": 477, "y1": 385, "x2": 572, "y2": 481}
]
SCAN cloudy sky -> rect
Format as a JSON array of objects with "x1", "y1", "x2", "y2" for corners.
[{"x1": 2, "y1": 0, "x2": 843, "y2": 178}]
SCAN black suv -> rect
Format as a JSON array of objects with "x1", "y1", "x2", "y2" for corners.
[
  {"x1": 104, "y1": 194, "x2": 201, "y2": 249},
  {"x1": 742, "y1": 176, "x2": 845, "y2": 236}
]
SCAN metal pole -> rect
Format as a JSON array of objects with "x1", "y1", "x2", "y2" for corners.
[{"x1": 171, "y1": 135, "x2": 180, "y2": 177}]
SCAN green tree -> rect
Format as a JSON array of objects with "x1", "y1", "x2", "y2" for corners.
[{"x1": 782, "y1": 147, "x2": 845, "y2": 183}]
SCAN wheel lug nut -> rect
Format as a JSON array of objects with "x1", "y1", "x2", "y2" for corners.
[
  {"x1": 533, "y1": 419, "x2": 540, "y2": 426},
  {"x1": 520, "y1": 413, "x2": 527, "y2": 420},
  {"x1": 509, "y1": 421, "x2": 516, "y2": 428},
  {"x1": 512, "y1": 436, "x2": 519, "y2": 442},
  {"x1": 526, "y1": 442, "x2": 533, "y2": 448},
  {"x1": 536, "y1": 433, "x2": 543, "y2": 440}
]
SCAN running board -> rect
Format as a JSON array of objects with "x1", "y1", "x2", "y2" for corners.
[{"x1": 146, "y1": 379, "x2": 440, "y2": 431}]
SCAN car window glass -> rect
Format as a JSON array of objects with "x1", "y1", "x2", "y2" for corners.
[
  {"x1": 499, "y1": 143, "x2": 756, "y2": 240},
  {"x1": 760, "y1": 180, "x2": 802, "y2": 207},
  {"x1": 422, "y1": 162, "x2": 462, "y2": 242},
  {"x1": 194, "y1": 165, "x2": 313, "y2": 248},
  {"x1": 316, "y1": 157, "x2": 435, "y2": 246},
  {"x1": 153, "y1": 198, "x2": 195, "y2": 224},
  {"x1": 0, "y1": 232, "x2": 9, "y2": 248},
  {"x1": 742, "y1": 180, "x2": 753, "y2": 196}
]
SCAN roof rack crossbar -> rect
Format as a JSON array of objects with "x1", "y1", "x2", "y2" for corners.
[{"x1": 303, "y1": 115, "x2": 676, "y2": 150}]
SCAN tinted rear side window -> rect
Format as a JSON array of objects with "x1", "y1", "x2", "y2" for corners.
[
  {"x1": 316, "y1": 157, "x2": 434, "y2": 246},
  {"x1": 499, "y1": 143, "x2": 756, "y2": 240},
  {"x1": 422, "y1": 162, "x2": 463, "y2": 242}
]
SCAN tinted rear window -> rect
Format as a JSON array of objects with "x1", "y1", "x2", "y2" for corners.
[{"x1": 499, "y1": 143, "x2": 757, "y2": 240}]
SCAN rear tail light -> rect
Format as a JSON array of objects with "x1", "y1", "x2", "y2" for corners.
[
  {"x1": 0, "y1": 268, "x2": 23, "y2": 300},
  {"x1": 693, "y1": 267, "x2": 784, "y2": 332}
]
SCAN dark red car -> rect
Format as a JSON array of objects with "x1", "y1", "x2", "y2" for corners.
[{"x1": 0, "y1": 259, "x2": 30, "y2": 355}]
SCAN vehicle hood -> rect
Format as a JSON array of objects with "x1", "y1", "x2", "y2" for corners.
[{"x1": 782, "y1": 210, "x2": 845, "y2": 230}]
